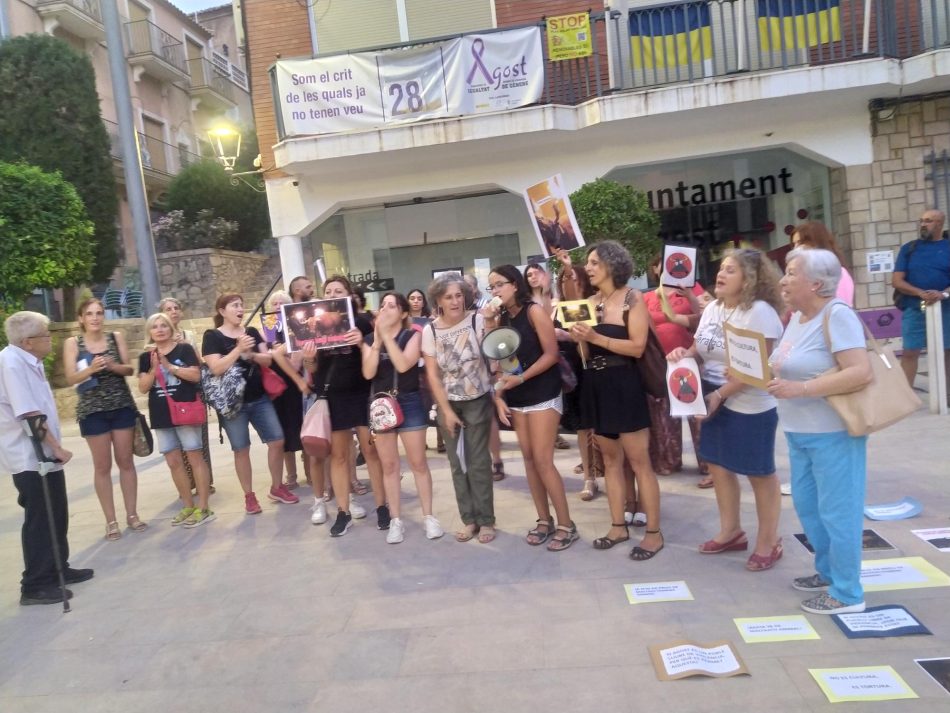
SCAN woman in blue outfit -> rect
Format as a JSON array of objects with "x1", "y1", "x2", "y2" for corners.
[
  {"x1": 361, "y1": 292, "x2": 443, "y2": 544},
  {"x1": 768, "y1": 248, "x2": 872, "y2": 614},
  {"x1": 485, "y1": 265, "x2": 577, "y2": 551}
]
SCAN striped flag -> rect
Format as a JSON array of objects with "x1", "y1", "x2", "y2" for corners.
[
  {"x1": 757, "y1": 0, "x2": 842, "y2": 51},
  {"x1": 629, "y1": 5, "x2": 713, "y2": 70}
]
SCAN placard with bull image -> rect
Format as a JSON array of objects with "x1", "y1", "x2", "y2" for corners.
[
  {"x1": 661, "y1": 244, "x2": 697, "y2": 288},
  {"x1": 281, "y1": 298, "x2": 355, "y2": 352}
]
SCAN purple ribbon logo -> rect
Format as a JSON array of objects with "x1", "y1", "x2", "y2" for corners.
[{"x1": 465, "y1": 38, "x2": 493, "y2": 85}]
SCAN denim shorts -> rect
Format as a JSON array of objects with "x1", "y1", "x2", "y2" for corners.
[
  {"x1": 221, "y1": 395, "x2": 284, "y2": 452},
  {"x1": 395, "y1": 390, "x2": 427, "y2": 432},
  {"x1": 156, "y1": 425, "x2": 204, "y2": 455},
  {"x1": 901, "y1": 302, "x2": 950, "y2": 350},
  {"x1": 79, "y1": 406, "x2": 137, "y2": 437}
]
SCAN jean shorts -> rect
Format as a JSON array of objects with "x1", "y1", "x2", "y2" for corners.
[
  {"x1": 901, "y1": 302, "x2": 950, "y2": 350},
  {"x1": 156, "y1": 425, "x2": 204, "y2": 455},
  {"x1": 221, "y1": 396, "x2": 284, "y2": 452},
  {"x1": 395, "y1": 390, "x2": 427, "y2": 432},
  {"x1": 79, "y1": 406, "x2": 137, "y2": 437}
]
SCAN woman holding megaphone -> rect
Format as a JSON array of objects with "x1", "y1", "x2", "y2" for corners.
[{"x1": 484, "y1": 265, "x2": 578, "y2": 551}]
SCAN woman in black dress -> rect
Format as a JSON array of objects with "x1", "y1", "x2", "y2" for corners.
[{"x1": 570, "y1": 241, "x2": 663, "y2": 560}]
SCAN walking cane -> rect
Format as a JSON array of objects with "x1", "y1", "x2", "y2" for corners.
[{"x1": 23, "y1": 414, "x2": 70, "y2": 613}]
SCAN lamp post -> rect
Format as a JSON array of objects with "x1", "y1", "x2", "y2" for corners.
[{"x1": 208, "y1": 125, "x2": 265, "y2": 192}]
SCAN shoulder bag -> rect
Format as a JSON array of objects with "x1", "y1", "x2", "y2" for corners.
[
  {"x1": 368, "y1": 331, "x2": 408, "y2": 434},
  {"x1": 821, "y1": 304, "x2": 921, "y2": 436},
  {"x1": 132, "y1": 412, "x2": 154, "y2": 457},
  {"x1": 622, "y1": 289, "x2": 667, "y2": 399},
  {"x1": 260, "y1": 364, "x2": 288, "y2": 400},
  {"x1": 154, "y1": 352, "x2": 207, "y2": 427},
  {"x1": 301, "y1": 358, "x2": 337, "y2": 458}
]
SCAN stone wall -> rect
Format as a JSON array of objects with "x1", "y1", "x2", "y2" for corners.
[
  {"x1": 835, "y1": 95, "x2": 950, "y2": 309},
  {"x1": 158, "y1": 249, "x2": 268, "y2": 318}
]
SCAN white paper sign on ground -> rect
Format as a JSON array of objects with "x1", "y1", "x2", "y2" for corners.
[
  {"x1": 911, "y1": 527, "x2": 950, "y2": 552},
  {"x1": 649, "y1": 640, "x2": 749, "y2": 680},
  {"x1": 809, "y1": 666, "x2": 917, "y2": 703},
  {"x1": 734, "y1": 615, "x2": 820, "y2": 643},
  {"x1": 624, "y1": 580, "x2": 693, "y2": 604},
  {"x1": 860, "y1": 557, "x2": 950, "y2": 591},
  {"x1": 864, "y1": 497, "x2": 922, "y2": 520}
]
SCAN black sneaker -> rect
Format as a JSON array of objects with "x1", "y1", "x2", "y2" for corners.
[
  {"x1": 63, "y1": 568, "x2": 94, "y2": 585},
  {"x1": 330, "y1": 510, "x2": 352, "y2": 537},
  {"x1": 20, "y1": 587, "x2": 74, "y2": 606},
  {"x1": 376, "y1": 504, "x2": 391, "y2": 530}
]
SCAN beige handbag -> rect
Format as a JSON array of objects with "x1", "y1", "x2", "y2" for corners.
[{"x1": 821, "y1": 305, "x2": 921, "y2": 437}]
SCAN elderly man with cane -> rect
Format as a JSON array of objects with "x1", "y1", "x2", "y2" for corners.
[{"x1": 1, "y1": 311, "x2": 93, "y2": 607}]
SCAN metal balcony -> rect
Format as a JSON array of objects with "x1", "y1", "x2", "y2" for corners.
[
  {"x1": 36, "y1": 0, "x2": 105, "y2": 41},
  {"x1": 188, "y1": 57, "x2": 237, "y2": 112},
  {"x1": 125, "y1": 19, "x2": 189, "y2": 85}
]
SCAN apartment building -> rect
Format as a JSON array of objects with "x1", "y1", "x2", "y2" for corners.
[
  {"x1": 243, "y1": 0, "x2": 949, "y2": 308},
  {"x1": 5, "y1": 0, "x2": 251, "y2": 293}
]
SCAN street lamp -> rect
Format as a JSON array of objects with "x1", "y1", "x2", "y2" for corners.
[{"x1": 208, "y1": 124, "x2": 265, "y2": 192}]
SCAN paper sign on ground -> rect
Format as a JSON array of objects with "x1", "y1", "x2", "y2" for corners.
[
  {"x1": 661, "y1": 244, "x2": 697, "y2": 288},
  {"x1": 624, "y1": 580, "x2": 693, "y2": 604},
  {"x1": 794, "y1": 529, "x2": 896, "y2": 555},
  {"x1": 723, "y1": 322, "x2": 770, "y2": 389},
  {"x1": 860, "y1": 556, "x2": 950, "y2": 591},
  {"x1": 667, "y1": 358, "x2": 706, "y2": 417},
  {"x1": 915, "y1": 658, "x2": 950, "y2": 696},
  {"x1": 864, "y1": 497, "x2": 922, "y2": 520},
  {"x1": 649, "y1": 640, "x2": 749, "y2": 680},
  {"x1": 809, "y1": 666, "x2": 917, "y2": 703},
  {"x1": 832, "y1": 605, "x2": 931, "y2": 639},
  {"x1": 734, "y1": 615, "x2": 819, "y2": 643},
  {"x1": 911, "y1": 527, "x2": 950, "y2": 552}
]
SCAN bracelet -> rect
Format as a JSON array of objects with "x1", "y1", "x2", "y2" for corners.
[
  {"x1": 714, "y1": 389, "x2": 723, "y2": 402},
  {"x1": 518, "y1": 374, "x2": 526, "y2": 385},
  {"x1": 802, "y1": 381, "x2": 808, "y2": 397}
]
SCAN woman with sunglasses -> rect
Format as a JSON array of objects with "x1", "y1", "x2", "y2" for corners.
[
  {"x1": 486, "y1": 266, "x2": 577, "y2": 550},
  {"x1": 570, "y1": 241, "x2": 663, "y2": 561}
]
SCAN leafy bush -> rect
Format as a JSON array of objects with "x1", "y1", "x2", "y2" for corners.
[{"x1": 153, "y1": 209, "x2": 239, "y2": 252}]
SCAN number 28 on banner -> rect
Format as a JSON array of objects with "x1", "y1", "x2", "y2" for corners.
[{"x1": 384, "y1": 78, "x2": 442, "y2": 119}]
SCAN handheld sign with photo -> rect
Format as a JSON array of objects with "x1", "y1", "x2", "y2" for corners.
[
  {"x1": 524, "y1": 174, "x2": 585, "y2": 258},
  {"x1": 723, "y1": 322, "x2": 770, "y2": 389},
  {"x1": 667, "y1": 358, "x2": 705, "y2": 417},
  {"x1": 661, "y1": 244, "x2": 697, "y2": 288},
  {"x1": 260, "y1": 311, "x2": 283, "y2": 344},
  {"x1": 281, "y1": 297, "x2": 355, "y2": 352},
  {"x1": 556, "y1": 299, "x2": 596, "y2": 326}
]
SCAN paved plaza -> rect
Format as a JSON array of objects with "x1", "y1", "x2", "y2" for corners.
[{"x1": 1, "y1": 409, "x2": 949, "y2": 712}]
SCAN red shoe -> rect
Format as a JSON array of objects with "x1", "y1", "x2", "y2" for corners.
[
  {"x1": 699, "y1": 530, "x2": 748, "y2": 554},
  {"x1": 245, "y1": 492, "x2": 262, "y2": 514},
  {"x1": 746, "y1": 540, "x2": 783, "y2": 571},
  {"x1": 268, "y1": 485, "x2": 300, "y2": 505}
]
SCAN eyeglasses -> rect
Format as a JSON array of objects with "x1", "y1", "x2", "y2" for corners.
[
  {"x1": 28, "y1": 333, "x2": 52, "y2": 340},
  {"x1": 488, "y1": 281, "x2": 511, "y2": 291}
]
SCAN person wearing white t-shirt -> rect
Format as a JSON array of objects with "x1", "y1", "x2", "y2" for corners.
[
  {"x1": 768, "y1": 249, "x2": 872, "y2": 615},
  {"x1": 667, "y1": 249, "x2": 785, "y2": 572}
]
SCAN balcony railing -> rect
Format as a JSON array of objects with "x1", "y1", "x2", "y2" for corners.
[
  {"x1": 103, "y1": 119, "x2": 202, "y2": 178},
  {"x1": 125, "y1": 18, "x2": 189, "y2": 78},
  {"x1": 210, "y1": 50, "x2": 250, "y2": 91},
  {"x1": 36, "y1": 0, "x2": 102, "y2": 23},
  {"x1": 188, "y1": 57, "x2": 236, "y2": 104}
]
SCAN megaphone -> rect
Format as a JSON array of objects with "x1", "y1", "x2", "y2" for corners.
[{"x1": 481, "y1": 327, "x2": 522, "y2": 374}]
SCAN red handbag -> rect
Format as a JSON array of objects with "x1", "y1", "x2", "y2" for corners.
[
  {"x1": 154, "y1": 353, "x2": 207, "y2": 427},
  {"x1": 261, "y1": 364, "x2": 288, "y2": 400}
]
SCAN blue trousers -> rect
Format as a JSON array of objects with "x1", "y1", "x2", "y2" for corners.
[{"x1": 786, "y1": 431, "x2": 867, "y2": 605}]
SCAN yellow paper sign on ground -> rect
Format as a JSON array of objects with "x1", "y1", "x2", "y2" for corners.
[
  {"x1": 734, "y1": 615, "x2": 820, "y2": 643},
  {"x1": 810, "y1": 666, "x2": 917, "y2": 702},
  {"x1": 546, "y1": 13, "x2": 592, "y2": 61},
  {"x1": 860, "y1": 556, "x2": 950, "y2": 592}
]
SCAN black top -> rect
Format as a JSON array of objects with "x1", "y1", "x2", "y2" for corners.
[
  {"x1": 137, "y1": 343, "x2": 201, "y2": 430},
  {"x1": 502, "y1": 303, "x2": 562, "y2": 408},
  {"x1": 365, "y1": 329, "x2": 419, "y2": 394},
  {"x1": 314, "y1": 314, "x2": 374, "y2": 396},
  {"x1": 202, "y1": 327, "x2": 266, "y2": 403}
]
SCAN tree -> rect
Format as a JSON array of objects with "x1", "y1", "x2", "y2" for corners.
[
  {"x1": 0, "y1": 34, "x2": 119, "y2": 284},
  {"x1": 569, "y1": 178, "x2": 661, "y2": 277},
  {"x1": 0, "y1": 161, "x2": 95, "y2": 309}
]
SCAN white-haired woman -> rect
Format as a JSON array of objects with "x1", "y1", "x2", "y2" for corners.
[
  {"x1": 138, "y1": 313, "x2": 213, "y2": 527},
  {"x1": 768, "y1": 248, "x2": 872, "y2": 614}
]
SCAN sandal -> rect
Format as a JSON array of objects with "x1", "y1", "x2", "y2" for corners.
[
  {"x1": 455, "y1": 524, "x2": 478, "y2": 542},
  {"x1": 593, "y1": 523, "x2": 629, "y2": 550},
  {"x1": 477, "y1": 525, "x2": 496, "y2": 544},
  {"x1": 526, "y1": 518, "x2": 554, "y2": 546},
  {"x1": 630, "y1": 529, "x2": 664, "y2": 561},
  {"x1": 105, "y1": 521, "x2": 121, "y2": 541},
  {"x1": 579, "y1": 479, "x2": 598, "y2": 501},
  {"x1": 697, "y1": 476, "x2": 714, "y2": 489},
  {"x1": 492, "y1": 462, "x2": 506, "y2": 482},
  {"x1": 547, "y1": 522, "x2": 579, "y2": 552},
  {"x1": 746, "y1": 539, "x2": 783, "y2": 572},
  {"x1": 350, "y1": 478, "x2": 369, "y2": 496},
  {"x1": 126, "y1": 514, "x2": 148, "y2": 532}
]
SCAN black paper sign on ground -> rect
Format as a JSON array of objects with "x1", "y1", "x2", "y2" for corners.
[
  {"x1": 832, "y1": 605, "x2": 931, "y2": 639},
  {"x1": 915, "y1": 658, "x2": 950, "y2": 696},
  {"x1": 795, "y1": 529, "x2": 895, "y2": 554}
]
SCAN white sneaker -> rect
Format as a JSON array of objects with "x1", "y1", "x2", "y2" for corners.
[
  {"x1": 780, "y1": 482, "x2": 792, "y2": 496},
  {"x1": 310, "y1": 498, "x2": 327, "y2": 525},
  {"x1": 424, "y1": 515, "x2": 444, "y2": 540},
  {"x1": 387, "y1": 517, "x2": 405, "y2": 544},
  {"x1": 349, "y1": 499, "x2": 367, "y2": 519}
]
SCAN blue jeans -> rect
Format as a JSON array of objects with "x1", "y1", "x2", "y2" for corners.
[
  {"x1": 221, "y1": 396, "x2": 284, "y2": 452},
  {"x1": 786, "y1": 430, "x2": 867, "y2": 605}
]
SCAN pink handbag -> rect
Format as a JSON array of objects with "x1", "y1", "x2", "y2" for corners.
[
  {"x1": 261, "y1": 364, "x2": 288, "y2": 400},
  {"x1": 301, "y1": 398, "x2": 331, "y2": 458},
  {"x1": 154, "y1": 354, "x2": 207, "y2": 427}
]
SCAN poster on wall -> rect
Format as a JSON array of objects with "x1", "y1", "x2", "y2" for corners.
[
  {"x1": 524, "y1": 174, "x2": 585, "y2": 258},
  {"x1": 281, "y1": 298, "x2": 355, "y2": 352}
]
